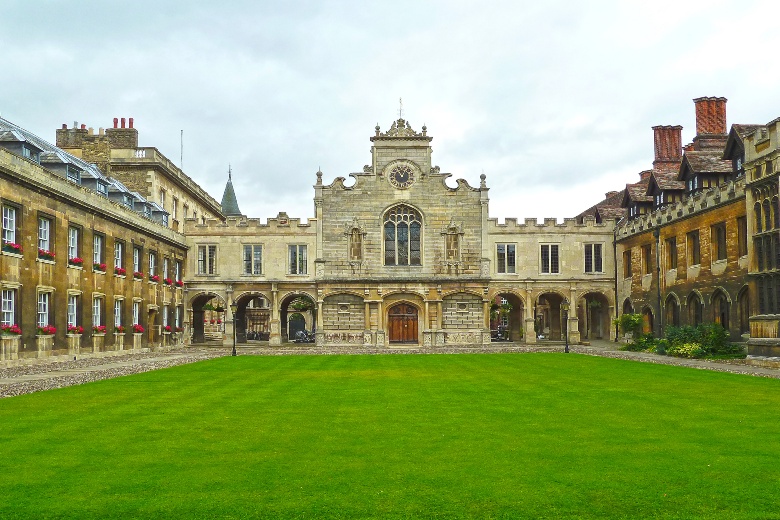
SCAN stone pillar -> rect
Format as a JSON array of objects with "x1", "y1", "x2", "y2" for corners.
[
  {"x1": 92, "y1": 333, "x2": 105, "y2": 353},
  {"x1": 67, "y1": 334, "x2": 82, "y2": 356},
  {"x1": 375, "y1": 300, "x2": 385, "y2": 347},
  {"x1": 270, "y1": 286, "x2": 281, "y2": 346},
  {"x1": 525, "y1": 299, "x2": 537, "y2": 344},
  {"x1": 132, "y1": 333, "x2": 143, "y2": 351},
  {"x1": 114, "y1": 333, "x2": 125, "y2": 351},
  {"x1": 36, "y1": 335, "x2": 54, "y2": 358},
  {"x1": 482, "y1": 299, "x2": 491, "y2": 345},
  {"x1": 1, "y1": 335, "x2": 20, "y2": 361}
]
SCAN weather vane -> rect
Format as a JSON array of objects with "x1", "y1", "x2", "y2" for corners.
[
  {"x1": 228, "y1": 164, "x2": 232, "y2": 181},
  {"x1": 399, "y1": 97, "x2": 403, "y2": 119}
]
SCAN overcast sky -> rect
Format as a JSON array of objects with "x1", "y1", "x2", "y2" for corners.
[{"x1": 2, "y1": 0, "x2": 779, "y2": 222}]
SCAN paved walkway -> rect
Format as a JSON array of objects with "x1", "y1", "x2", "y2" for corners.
[{"x1": 1, "y1": 341, "x2": 778, "y2": 398}]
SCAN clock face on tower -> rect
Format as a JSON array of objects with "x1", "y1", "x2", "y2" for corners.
[{"x1": 388, "y1": 164, "x2": 416, "y2": 189}]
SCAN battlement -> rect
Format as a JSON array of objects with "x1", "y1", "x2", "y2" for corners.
[
  {"x1": 487, "y1": 215, "x2": 612, "y2": 232},
  {"x1": 188, "y1": 212, "x2": 316, "y2": 231},
  {"x1": 616, "y1": 178, "x2": 745, "y2": 239}
]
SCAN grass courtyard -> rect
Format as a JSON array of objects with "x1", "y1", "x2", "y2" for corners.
[{"x1": 1, "y1": 353, "x2": 779, "y2": 519}]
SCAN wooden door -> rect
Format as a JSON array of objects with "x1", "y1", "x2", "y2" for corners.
[{"x1": 388, "y1": 304, "x2": 418, "y2": 344}]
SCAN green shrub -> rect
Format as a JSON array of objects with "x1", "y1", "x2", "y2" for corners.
[
  {"x1": 620, "y1": 333, "x2": 656, "y2": 352},
  {"x1": 614, "y1": 314, "x2": 643, "y2": 337},
  {"x1": 664, "y1": 323, "x2": 736, "y2": 357},
  {"x1": 667, "y1": 342, "x2": 705, "y2": 359}
]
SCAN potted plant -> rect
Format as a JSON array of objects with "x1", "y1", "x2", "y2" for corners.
[
  {"x1": 37, "y1": 324, "x2": 56, "y2": 335},
  {"x1": 39, "y1": 249, "x2": 55, "y2": 261},
  {"x1": 163, "y1": 277, "x2": 173, "y2": 286},
  {"x1": 93, "y1": 325, "x2": 107, "y2": 334},
  {"x1": 68, "y1": 256, "x2": 84, "y2": 267},
  {"x1": 133, "y1": 271, "x2": 144, "y2": 280},
  {"x1": 115, "y1": 325, "x2": 126, "y2": 333},
  {"x1": 93, "y1": 262, "x2": 107, "y2": 271},
  {"x1": 149, "y1": 274, "x2": 160, "y2": 283},
  {"x1": 175, "y1": 280, "x2": 184, "y2": 288},
  {"x1": 132, "y1": 324, "x2": 145, "y2": 333},
  {"x1": 164, "y1": 325, "x2": 172, "y2": 333},
  {"x1": 1, "y1": 324, "x2": 22, "y2": 335},
  {"x1": 2, "y1": 242, "x2": 23, "y2": 254},
  {"x1": 67, "y1": 324, "x2": 84, "y2": 335},
  {"x1": 115, "y1": 266, "x2": 126, "y2": 276}
]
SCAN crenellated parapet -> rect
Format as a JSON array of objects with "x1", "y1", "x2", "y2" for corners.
[
  {"x1": 186, "y1": 212, "x2": 316, "y2": 232},
  {"x1": 616, "y1": 178, "x2": 745, "y2": 239},
  {"x1": 487, "y1": 215, "x2": 613, "y2": 233}
]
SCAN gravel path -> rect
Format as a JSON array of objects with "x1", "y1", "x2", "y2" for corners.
[{"x1": 2, "y1": 341, "x2": 778, "y2": 399}]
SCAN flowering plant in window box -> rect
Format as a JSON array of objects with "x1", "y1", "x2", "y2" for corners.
[
  {"x1": 93, "y1": 325, "x2": 107, "y2": 334},
  {"x1": 67, "y1": 324, "x2": 84, "y2": 334},
  {"x1": 164, "y1": 325, "x2": 172, "y2": 333},
  {"x1": 149, "y1": 274, "x2": 160, "y2": 283},
  {"x1": 37, "y1": 325, "x2": 56, "y2": 335},
  {"x1": 175, "y1": 280, "x2": 184, "y2": 287},
  {"x1": 68, "y1": 257, "x2": 84, "y2": 266},
  {"x1": 175, "y1": 327, "x2": 183, "y2": 333},
  {"x1": 93, "y1": 262, "x2": 107, "y2": 271},
  {"x1": 115, "y1": 325, "x2": 125, "y2": 333},
  {"x1": 38, "y1": 249, "x2": 56, "y2": 261},
  {"x1": 210, "y1": 319, "x2": 216, "y2": 324},
  {"x1": 132, "y1": 324, "x2": 145, "y2": 333},
  {"x1": 1, "y1": 324, "x2": 22, "y2": 335},
  {"x1": 163, "y1": 277, "x2": 173, "y2": 286},
  {"x1": 133, "y1": 271, "x2": 144, "y2": 280},
  {"x1": 2, "y1": 242, "x2": 23, "y2": 254},
  {"x1": 115, "y1": 267, "x2": 126, "y2": 276},
  {"x1": 216, "y1": 319, "x2": 222, "y2": 324}
]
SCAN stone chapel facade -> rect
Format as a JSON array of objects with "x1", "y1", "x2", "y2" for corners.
[{"x1": 185, "y1": 119, "x2": 616, "y2": 348}]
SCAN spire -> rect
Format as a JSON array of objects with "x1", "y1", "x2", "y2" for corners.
[{"x1": 220, "y1": 166, "x2": 242, "y2": 217}]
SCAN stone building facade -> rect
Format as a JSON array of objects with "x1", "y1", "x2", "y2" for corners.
[
  {"x1": 186, "y1": 118, "x2": 617, "y2": 348},
  {"x1": 1, "y1": 118, "x2": 188, "y2": 361}
]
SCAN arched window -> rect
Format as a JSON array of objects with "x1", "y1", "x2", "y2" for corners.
[
  {"x1": 712, "y1": 290, "x2": 730, "y2": 331},
  {"x1": 763, "y1": 199, "x2": 772, "y2": 231},
  {"x1": 687, "y1": 293, "x2": 703, "y2": 326},
  {"x1": 384, "y1": 205, "x2": 422, "y2": 266},
  {"x1": 622, "y1": 298, "x2": 634, "y2": 315},
  {"x1": 755, "y1": 203, "x2": 763, "y2": 233},
  {"x1": 665, "y1": 295, "x2": 680, "y2": 327}
]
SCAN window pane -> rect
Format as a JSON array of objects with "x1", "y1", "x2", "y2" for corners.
[
  {"x1": 409, "y1": 222, "x2": 420, "y2": 265},
  {"x1": 541, "y1": 245, "x2": 549, "y2": 274},
  {"x1": 384, "y1": 223, "x2": 395, "y2": 265},
  {"x1": 298, "y1": 245, "x2": 307, "y2": 274},
  {"x1": 497, "y1": 244, "x2": 506, "y2": 274},
  {"x1": 584, "y1": 244, "x2": 593, "y2": 273},
  {"x1": 506, "y1": 244, "x2": 515, "y2": 273},
  {"x1": 244, "y1": 245, "x2": 252, "y2": 274},
  {"x1": 253, "y1": 246, "x2": 262, "y2": 274},
  {"x1": 550, "y1": 245, "x2": 559, "y2": 273},
  {"x1": 289, "y1": 245, "x2": 297, "y2": 274},
  {"x1": 594, "y1": 244, "x2": 602, "y2": 272},
  {"x1": 397, "y1": 222, "x2": 409, "y2": 265}
]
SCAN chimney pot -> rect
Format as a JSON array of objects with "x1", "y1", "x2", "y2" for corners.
[
  {"x1": 121, "y1": 117, "x2": 126, "y2": 129},
  {"x1": 652, "y1": 125, "x2": 683, "y2": 170},
  {"x1": 88, "y1": 127, "x2": 94, "y2": 135},
  {"x1": 61, "y1": 124, "x2": 67, "y2": 129},
  {"x1": 73, "y1": 121, "x2": 78, "y2": 129},
  {"x1": 693, "y1": 96, "x2": 727, "y2": 135},
  {"x1": 606, "y1": 191, "x2": 618, "y2": 199},
  {"x1": 129, "y1": 117, "x2": 134, "y2": 128},
  {"x1": 113, "y1": 118, "x2": 118, "y2": 129},
  {"x1": 99, "y1": 128, "x2": 104, "y2": 136},
  {"x1": 80, "y1": 124, "x2": 86, "y2": 130}
]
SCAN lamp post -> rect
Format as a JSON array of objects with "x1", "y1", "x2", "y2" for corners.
[
  {"x1": 229, "y1": 302, "x2": 237, "y2": 357},
  {"x1": 561, "y1": 299, "x2": 570, "y2": 353}
]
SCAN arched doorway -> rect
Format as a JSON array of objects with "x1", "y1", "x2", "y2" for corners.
[
  {"x1": 641, "y1": 307, "x2": 654, "y2": 334},
  {"x1": 738, "y1": 287, "x2": 749, "y2": 335},
  {"x1": 189, "y1": 293, "x2": 227, "y2": 344},
  {"x1": 712, "y1": 290, "x2": 730, "y2": 331},
  {"x1": 234, "y1": 293, "x2": 271, "y2": 342},
  {"x1": 623, "y1": 298, "x2": 634, "y2": 315},
  {"x1": 288, "y1": 313, "x2": 306, "y2": 339},
  {"x1": 579, "y1": 292, "x2": 609, "y2": 340},
  {"x1": 665, "y1": 294, "x2": 680, "y2": 327},
  {"x1": 279, "y1": 293, "x2": 316, "y2": 342},
  {"x1": 388, "y1": 303, "x2": 418, "y2": 344},
  {"x1": 490, "y1": 293, "x2": 524, "y2": 341},
  {"x1": 536, "y1": 293, "x2": 564, "y2": 341}
]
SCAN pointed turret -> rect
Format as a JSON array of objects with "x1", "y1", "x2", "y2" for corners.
[{"x1": 220, "y1": 167, "x2": 242, "y2": 217}]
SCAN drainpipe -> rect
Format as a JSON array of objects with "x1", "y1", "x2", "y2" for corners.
[
  {"x1": 613, "y1": 218, "x2": 621, "y2": 342},
  {"x1": 653, "y1": 225, "x2": 663, "y2": 337}
]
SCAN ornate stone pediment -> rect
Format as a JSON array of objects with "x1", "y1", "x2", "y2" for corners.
[
  {"x1": 377, "y1": 118, "x2": 427, "y2": 138},
  {"x1": 343, "y1": 216, "x2": 365, "y2": 236}
]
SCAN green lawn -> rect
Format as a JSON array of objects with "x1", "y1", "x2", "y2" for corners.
[{"x1": 1, "y1": 354, "x2": 779, "y2": 519}]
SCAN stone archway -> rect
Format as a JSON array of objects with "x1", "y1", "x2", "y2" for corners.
[
  {"x1": 234, "y1": 292, "x2": 271, "y2": 342},
  {"x1": 189, "y1": 292, "x2": 227, "y2": 344},
  {"x1": 579, "y1": 292, "x2": 609, "y2": 340},
  {"x1": 536, "y1": 292, "x2": 564, "y2": 340},
  {"x1": 279, "y1": 293, "x2": 316, "y2": 342},
  {"x1": 490, "y1": 292, "x2": 525, "y2": 341}
]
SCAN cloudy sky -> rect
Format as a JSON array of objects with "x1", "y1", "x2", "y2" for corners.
[{"x1": 2, "y1": 0, "x2": 779, "y2": 222}]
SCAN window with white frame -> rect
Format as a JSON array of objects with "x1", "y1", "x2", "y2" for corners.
[
  {"x1": 175, "y1": 260, "x2": 182, "y2": 281},
  {"x1": 67, "y1": 294, "x2": 78, "y2": 327},
  {"x1": 133, "y1": 301, "x2": 141, "y2": 325},
  {"x1": 114, "y1": 241, "x2": 124, "y2": 270},
  {"x1": 243, "y1": 244, "x2": 263, "y2": 275},
  {"x1": 37, "y1": 292, "x2": 51, "y2": 327},
  {"x1": 38, "y1": 216, "x2": 52, "y2": 252},
  {"x1": 2, "y1": 205, "x2": 17, "y2": 245},
  {"x1": 163, "y1": 305, "x2": 169, "y2": 327},
  {"x1": 159, "y1": 189, "x2": 166, "y2": 208},
  {"x1": 197, "y1": 245, "x2": 217, "y2": 275},
  {"x1": 163, "y1": 257, "x2": 169, "y2": 279},
  {"x1": 93, "y1": 234, "x2": 104, "y2": 266},
  {"x1": 172, "y1": 198, "x2": 178, "y2": 220},
  {"x1": 149, "y1": 251, "x2": 157, "y2": 277},
  {"x1": 133, "y1": 246, "x2": 142, "y2": 273},
  {"x1": 541, "y1": 244, "x2": 560, "y2": 274},
  {"x1": 68, "y1": 226, "x2": 79, "y2": 260},
  {"x1": 93, "y1": 297, "x2": 103, "y2": 327},
  {"x1": 114, "y1": 299, "x2": 123, "y2": 328},
  {"x1": 1, "y1": 289, "x2": 16, "y2": 326},
  {"x1": 175, "y1": 306, "x2": 182, "y2": 328},
  {"x1": 496, "y1": 244, "x2": 516, "y2": 274},
  {"x1": 288, "y1": 244, "x2": 307, "y2": 275},
  {"x1": 584, "y1": 243, "x2": 603, "y2": 273}
]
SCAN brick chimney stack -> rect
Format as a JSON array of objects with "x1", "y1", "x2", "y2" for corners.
[
  {"x1": 652, "y1": 125, "x2": 683, "y2": 172},
  {"x1": 693, "y1": 97, "x2": 727, "y2": 136}
]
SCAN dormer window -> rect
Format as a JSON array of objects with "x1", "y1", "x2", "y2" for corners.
[
  {"x1": 22, "y1": 145, "x2": 39, "y2": 163},
  {"x1": 687, "y1": 175, "x2": 698, "y2": 193},
  {"x1": 655, "y1": 194, "x2": 662, "y2": 208},
  {"x1": 66, "y1": 166, "x2": 81, "y2": 184},
  {"x1": 96, "y1": 182, "x2": 108, "y2": 196}
]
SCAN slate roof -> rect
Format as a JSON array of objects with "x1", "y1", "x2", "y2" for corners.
[
  {"x1": 622, "y1": 177, "x2": 652, "y2": 205},
  {"x1": 220, "y1": 174, "x2": 242, "y2": 217},
  {"x1": 648, "y1": 171, "x2": 684, "y2": 194}
]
